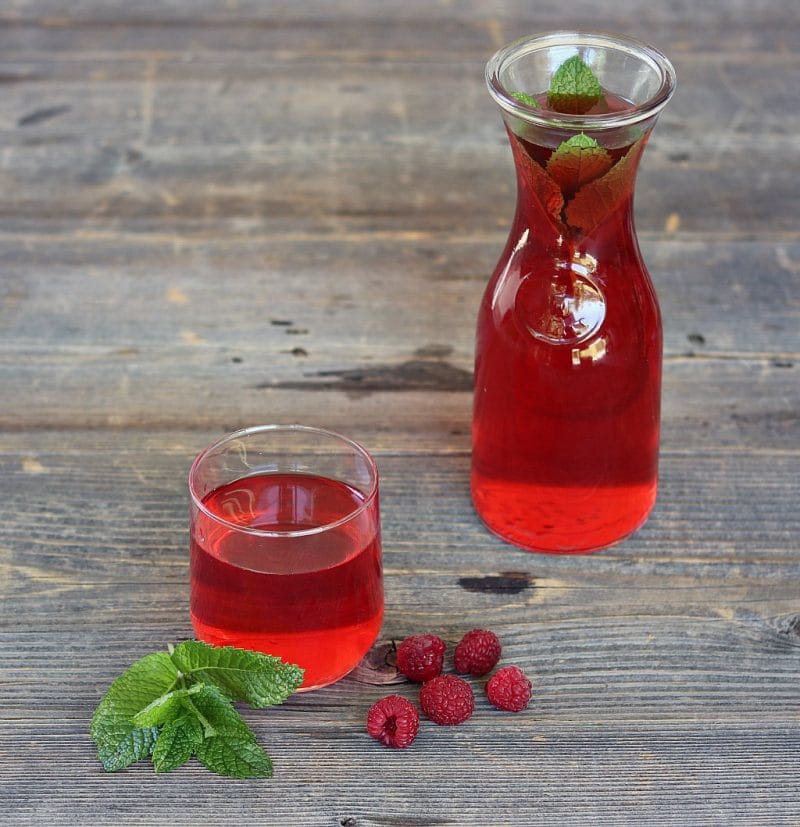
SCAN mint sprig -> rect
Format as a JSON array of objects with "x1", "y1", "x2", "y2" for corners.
[
  {"x1": 547, "y1": 54, "x2": 603, "y2": 114},
  {"x1": 90, "y1": 640, "x2": 304, "y2": 778},
  {"x1": 506, "y1": 55, "x2": 639, "y2": 234}
]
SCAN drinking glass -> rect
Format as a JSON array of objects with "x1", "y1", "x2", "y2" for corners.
[{"x1": 189, "y1": 425, "x2": 383, "y2": 691}]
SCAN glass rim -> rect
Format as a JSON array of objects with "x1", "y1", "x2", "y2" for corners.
[
  {"x1": 485, "y1": 30, "x2": 677, "y2": 131},
  {"x1": 188, "y1": 424, "x2": 379, "y2": 539}
]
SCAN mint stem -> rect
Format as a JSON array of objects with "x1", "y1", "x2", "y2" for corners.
[{"x1": 181, "y1": 695, "x2": 217, "y2": 739}]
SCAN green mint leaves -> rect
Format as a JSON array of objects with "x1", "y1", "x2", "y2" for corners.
[
  {"x1": 546, "y1": 133, "x2": 612, "y2": 197},
  {"x1": 510, "y1": 54, "x2": 604, "y2": 117},
  {"x1": 170, "y1": 639, "x2": 302, "y2": 707},
  {"x1": 90, "y1": 651, "x2": 178, "y2": 772},
  {"x1": 512, "y1": 131, "x2": 644, "y2": 234},
  {"x1": 90, "y1": 641, "x2": 303, "y2": 778},
  {"x1": 152, "y1": 714, "x2": 203, "y2": 773},
  {"x1": 548, "y1": 54, "x2": 603, "y2": 114},
  {"x1": 565, "y1": 137, "x2": 645, "y2": 233},
  {"x1": 507, "y1": 55, "x2": 641, "y2": 233},
  {"x1": 510, "y1": 90, "x2": 540, "y2": 109}
]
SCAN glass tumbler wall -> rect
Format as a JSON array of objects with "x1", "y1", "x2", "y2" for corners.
[
  {"x1": 189, "y1": 425, "x2": 383, "y2": 690},
  {"x1": 472, "y1": 33, "x2": 676, "y2": 553}
]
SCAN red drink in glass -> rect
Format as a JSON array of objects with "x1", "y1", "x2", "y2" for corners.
[{"x1": 189, "y1": 427, "x2": 383, "y2": 690}]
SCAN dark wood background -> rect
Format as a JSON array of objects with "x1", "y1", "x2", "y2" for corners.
[{"x1": 2, "y1": 1, "x2": 798, "y2": 824}]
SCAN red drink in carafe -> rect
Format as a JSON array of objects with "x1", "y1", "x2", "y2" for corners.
[{"x1": 473, "y1": 82, "x2": 665, "y2": 553}]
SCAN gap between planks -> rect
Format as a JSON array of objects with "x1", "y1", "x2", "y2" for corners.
[
  {"x1": 1, "y1": 229, "x2": 799, "y2": 244},
  {"x1": 0, "y1": 47, "x2": 798, "y2": 65}
]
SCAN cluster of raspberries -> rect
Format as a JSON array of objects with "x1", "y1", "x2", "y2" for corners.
[{"x1": 366, "y1": 629, "x2": 532, "y2": 749}]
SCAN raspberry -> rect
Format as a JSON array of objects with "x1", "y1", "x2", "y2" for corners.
[
  {"x1": 485, "y1": 665, "x2": 532, "y2": 712},
  {"x1": 366, "y1": 695, "x2": 420, "y2": 748},
  {"x1": 395, "y1": 634, "x2": 446, "y2": 683},
  {"x1": 454, "y1": 628, "x2": 502, "y2": 677},
  {"x1": 419, "y1": 675, "x2": 475, "y2": 725}
]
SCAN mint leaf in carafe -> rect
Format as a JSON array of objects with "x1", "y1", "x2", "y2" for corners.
[{"x1": 548, "y1": 54, "x2": 604, "y2": 114}]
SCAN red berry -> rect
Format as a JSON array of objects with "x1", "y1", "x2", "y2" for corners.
[
  {"x1": 366, "y1": 695, "x2": 420, "y2": 748},
  {"x1": 485, "y1": 665, "x2": 532, "y2": 712},
  {"x1": 395, "y1": 634, "x2": 446, "y2": 683},
  {"x1": 454, "y1": 629, "x2": 502, "y2": 677},
  {"x1": 419, "y1": 675, "x2": 475, "y2": 725}
]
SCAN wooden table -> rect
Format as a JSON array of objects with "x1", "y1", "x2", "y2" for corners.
[{"x1": 2, "y1": 2, "x2": 798, "y2": 824}]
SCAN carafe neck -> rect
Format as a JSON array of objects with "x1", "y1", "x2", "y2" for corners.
[{"x1": 505, "y1": 121, "x2": 652, "y2": 250}]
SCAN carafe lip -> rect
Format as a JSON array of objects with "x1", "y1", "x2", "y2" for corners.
[{"x1": 486, "y1": 30, "x2": 677, "y2": 130}]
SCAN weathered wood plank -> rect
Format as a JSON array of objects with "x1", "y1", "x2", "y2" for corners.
[
  {"x1": 6, "y1": 623, "x2": 800, "y2": 719},
  {"x1": 0, "y1": 142, "x2": 793, "y2": 237},
  {"x1": 0, "y1": 358, "x2": 795, "y2": 450},
  {"x1": 1, "y1": 723, "x2": 797, "y2": 825},
  {"x1": 3, "y1": 600, "x2": 800, "y2": 822},
  {"x1": 0, "y1": 238, "x2": 796, "y2": 356},
  {"x1": 2, "y1": 446, "x2": 799, "y2": 623},
  {"x1": 0, "y1": 57, "x2": 796, "y2": 237},
  {"x1": 0, "y1": 0, "x2": 795, "y2": 57},
  {"x1": 0, "y1": 235, "x2": 796, "y2": 441}
]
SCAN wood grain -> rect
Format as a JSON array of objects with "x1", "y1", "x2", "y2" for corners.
[{"x1": 1, "y1": 0, "x2": 798, "y2": 824}]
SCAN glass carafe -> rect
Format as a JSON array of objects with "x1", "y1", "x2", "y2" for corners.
[{"x1": 472, "y1": 32, "x2": 676, "y2": 553}]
